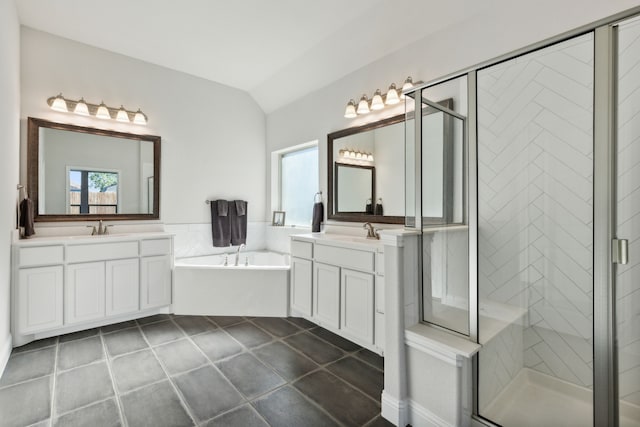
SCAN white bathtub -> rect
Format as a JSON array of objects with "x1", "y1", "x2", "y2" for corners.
[{"x1": 173, "y1": 251, "x2": 290, "y2": 317}]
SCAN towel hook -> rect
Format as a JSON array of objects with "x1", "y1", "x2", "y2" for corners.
[{"x1": 314, "y1": 191, "x2": 322, "y2": 203}]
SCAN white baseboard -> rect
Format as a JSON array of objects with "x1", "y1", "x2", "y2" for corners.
[
  {"x1": 408, "y1": 399, "x2": 453, "y2": 427},
  {"x1": 0, "y1": 333, "x2": 12, "y2": 379},
  {"x1": 381, "y1": 391, "x2": 408, "y2": 426}
]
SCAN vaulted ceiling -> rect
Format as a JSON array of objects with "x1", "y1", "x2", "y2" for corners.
[{"x1": 17, "y1": 0, "x2": 490, "y2": 112}]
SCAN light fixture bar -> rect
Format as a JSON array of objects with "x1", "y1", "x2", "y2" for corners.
[
  {"x1": 46, "y1": 94, "x2": 148, "y2": 125},
  {"x1": 343, "y1": 77, "x2": 422, "y2": 119}
]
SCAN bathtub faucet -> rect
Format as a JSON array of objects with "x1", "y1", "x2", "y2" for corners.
[{"x1": 235, "y1": 243, "x2": 246, "y2": 266}]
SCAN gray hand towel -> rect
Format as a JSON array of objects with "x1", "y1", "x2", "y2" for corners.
[
  {"x1": 217, "y1": 200, "x2": 228, "y2": 216},
  {"x1": 235, "y1": 200, "x2": 246, "y2": 216},
  {"x1": 312, "y1": 202, "x2": 323, "y2": 232},
  {"x1": 211, "y1": 200, "x2": 231, "y2": 247},
  {"x1": 19, "y1": 198, "x2": 35, "y2": 237},
  {"x1": 230, "y1": 200, "x2": 247, "y2": 245}
]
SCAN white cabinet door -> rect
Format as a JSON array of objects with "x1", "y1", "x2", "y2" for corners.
[
  {"x1": 106, "y1": 258, "x2": 140, "y2": 317},
  {"x1": 314, "y1": 262, "x2": 340, "y2": 330},
  {"x1": 65, "y1": 262, "x2": 106, "y2": 324},
  {"x1": 140, "y1": 255, "x2": 172, "y2": 309},
  {"x1": 291, "y1": 257, "x2": 313, "y2": 316},
  {"x1": 341, "y1": 268, "x2": 374, "y2": 345},
  {"x1": 18, "y1": 266, "x2": 63, "y2": 334}
]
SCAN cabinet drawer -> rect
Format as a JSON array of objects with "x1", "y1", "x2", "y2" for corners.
[
  {"x1": 291, "y1": 240, "x2": 313, "y2": 259},
  {"x1": 67, "y1": 241, "x2": 138, "y2": 263},
  {"x1": 19, "y1": 246, "x2": 64, "y2": 267},
  {"x1": 314, "y1": 244, "x2": 374, "y2": 272},
  {"x1": 141, "y1": 238, "x2": 172, "y2": 256}
]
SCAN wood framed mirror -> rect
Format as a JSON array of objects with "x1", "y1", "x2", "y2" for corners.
[{"x1": 27, "y1": 117, "x2": 161, "y2": 222}]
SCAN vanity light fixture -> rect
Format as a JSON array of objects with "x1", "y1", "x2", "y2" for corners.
[
  {"x1": 46, "y1": 94, "x2": 148, "y2": 125},
  {"x1": 338, "y1": 148, "x2": 374, "y2": 163},
  {"x1": 344, "y1": 99, "x2": 357, "y2": 118},
  {"x1": 73, "y1": 98, "x2": 90, "y2": 116},
  {"x1": 343, "y1": 76, "x2": 419, "y2": 118},
  {"x1": 357, "y1": 95, "x2": 370, "y2": 115},
  {"x1": 370, "y1": 89, "x2": 384, "y2": 111}
]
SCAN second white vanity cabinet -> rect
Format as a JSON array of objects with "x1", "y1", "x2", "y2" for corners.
[{"x1": 290, "y1": 234, "x2": 384, "y2": 354}]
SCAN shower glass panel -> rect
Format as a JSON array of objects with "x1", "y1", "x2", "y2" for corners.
[
  {"x1": 421, "y1": 102, "x2": 468, "y2": 335},
  {"x1": 616, "y1": 17, "x2": 640, "y2": 426},
  {"x1": 477, "y1": 33, "x2": 594, "y2": 426}
]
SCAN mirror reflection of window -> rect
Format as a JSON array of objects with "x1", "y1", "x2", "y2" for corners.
[{"x1": 68, "y1": 169, "x2": 119, "y2": 214}]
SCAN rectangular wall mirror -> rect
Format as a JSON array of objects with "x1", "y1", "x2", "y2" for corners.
[
  {"x1": 334, "y1": 163, "x2": 375, "y2": 213},
  {"x1": 328, "y1": 98, "x2": 456, "y2": 224},
  {"x1": 27, "y1": 117, "x2": 161, "y2": 221}
]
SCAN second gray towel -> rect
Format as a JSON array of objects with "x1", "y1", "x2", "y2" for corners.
[{"x1": 230, "y1": 200, "x2": 247, "y2": 245}]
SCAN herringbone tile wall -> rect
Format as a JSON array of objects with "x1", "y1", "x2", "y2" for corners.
[
  {"x1": 477, "y1": 32, "x2": 595, "y2": 404},
  {"x1": 617, "y1": 19, "x2": 640, "y2": 407}
]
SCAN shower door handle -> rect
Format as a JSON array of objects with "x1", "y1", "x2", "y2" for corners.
[{"x1": 612, "y1": 238, "x2": 629, "y2": 264}]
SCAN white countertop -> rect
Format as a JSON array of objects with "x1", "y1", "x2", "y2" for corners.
[
  {"x1": 292, "y1": 232, "x2": 384, "y2": 251},
  {"x1": 13, "y1": 231, "x2": 174, "y2": 246}
]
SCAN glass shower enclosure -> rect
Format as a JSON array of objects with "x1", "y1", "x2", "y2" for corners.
[{"x1": 405, "y1": 11, "x2": 640, "y2": 427}]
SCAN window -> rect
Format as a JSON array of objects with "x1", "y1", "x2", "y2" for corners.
[
  {"x1": 272, "y1": 142, "x2": 318, "y2": 227},
  {"x1": 68, "y1": 169, "x2": 119, "y2": 214}
]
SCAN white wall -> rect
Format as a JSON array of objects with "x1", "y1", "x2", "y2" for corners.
[
  {"x1": 0, "y1": 0, "x2": 20, "y2": 369},
  {"x1": 265, "y1": 0, "x2": 639, "y2": 226},
  {"x1": 21, "y1": 27, "x2": 266, "y2": 226}
]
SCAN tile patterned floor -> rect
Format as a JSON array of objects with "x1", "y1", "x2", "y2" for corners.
[{"x1": 0, "y1": 315, "x2": 392, "y2": 427}]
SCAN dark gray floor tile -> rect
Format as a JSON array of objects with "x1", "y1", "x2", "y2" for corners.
[
  {"x1": 253, "y1": 342, "x2": 317, "y2": 381},
  {"x1": 111, "y1": 349, "x2": 166, "y2": 393},
  {"x1": 121, "y1": 380, "x2": 194, "y2": 427},
  {"x1": 355, "y1": 348, "x2": 384, "y2": 371},
  {"x1": 57, "y1": 336, "x2": 104, "y2": 371},
  {"x1": 0, "y1": 376, "x2": 51, "y2": 427},
  {"x1": 136, "y1": 314, "x2": 171, "y2": 325},
  {"x1": 192, "y1": 330, "x2": 243, "y2": 362},
  {"x1": 284, "y1": 332, "x2": 345, "y2": 365},
  {"x1": 207, "y1": 316, "x2": 245, "y2": 327},
  {"x1": 55, "y1": 362, "x2": 114, "y2": 414},
  {"x1": 173, "y1": 365, "x2": 244, "y2": 422},
  {"x1": 28, "y1": 420, "x2": 50, "y2": 427},
  {"x1": 294, "y1": 370, "x2": 379, "y2": 426},
  {"x1": 285, "y1": 317, "x2": 316, "y2": 329},
  {"x1": 365, "y1": 415, "x2": 395, "y2": 427},
  {"x1": 327, "y1": 356, "x2": 384, "y2": 399},
  {"x1": 225, "y1": 322, "x2": 272, "y2": 348},
  {"x1": 154, "y1": 339, "x2": 208, "y2": 375},
  {"x1": 0, "y1": 347, "x2": 55, "y2": 387},
  {"x1": 204, "y1": 404, "x2": 268, "y2": 427},
  {"x1": 310, "y1": 327, "x2": 361, "y2": 352},
  {"x1": 253, "y1": 386, "x2": 339, "y2": 427},
  {"x1": 217, "y1": 353, "x2": 285, "y2": 399},
  {"x1": 173, "y1": 316, "x2": 216, "y2": 336},
  {"x1": 140, "y1": 321, "x2": 184, "y2": 346},
  {"x1": 101, "y1": 320, "x2": 138, "y2": 334},
  {"x1": 103, "y1": 328, "x2": 148, "y2": 357},
  {"x1": 252, "y1": 317, "x2": 300, "y2": 337},
  {"x1": 12, "y1": 336, "x2": 58, "y2": 354},
  {"x1": 59, "y1": 328, "x2": 99, "y2": 343},
  {"x1": 53, "y1": 398, "x2": 121, "y2": 427}
]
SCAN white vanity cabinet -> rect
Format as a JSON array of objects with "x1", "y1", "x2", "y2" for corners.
[
  {"x1": 12, "y1": 233, "x2": 173, "y2": 347},
  {"x1": 290, "y1": 234, "x2": 385, "y2": 354}
]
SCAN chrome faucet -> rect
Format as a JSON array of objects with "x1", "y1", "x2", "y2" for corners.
[
  {"x1": 235, "y1": 243, "x2": 246, "y2": 266},
  {"x1": 87, "y1": 220, "x2": 110, "y2": 236},
  {"x1": 363, "y1": 222, "x2": 379, "y2": 239}
]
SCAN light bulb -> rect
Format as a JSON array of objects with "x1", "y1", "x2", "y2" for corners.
[
  {"x1": 74, "y1": 98, "x2": 89, "y2": 116},
  {"x1": 50, "y1": 94, "x2": 68, "y2": 112},
  {"x1": 96, "y1": 102, "x2": 111, "y2": 119},
  {"x1": 371, "y1": 89, "x2": 384, "y2": 110},
  {"x1": 344, "y1": 99, "x2": 357, "y2": 118},
  {"x1": 356, "y1": 95, "x2": 370, "y2": 114},
  {"x1": 400, "y1": 76, "x2": 414, "y2": 100},
  {"x1": 133, "y1": 109, "x2": 147, "y2": 125},
  {"x1": 385, "y1": 83, "x2": 400, "y2": 105},
  {"x1": 116, "y1": 106, "x2": 130, "y2": 122}
]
